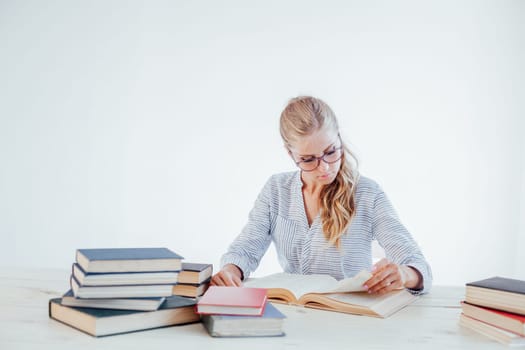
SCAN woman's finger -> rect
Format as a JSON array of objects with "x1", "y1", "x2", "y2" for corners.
[{"x1": 365, "y1": 261, "x2": 404, "y2": 294}]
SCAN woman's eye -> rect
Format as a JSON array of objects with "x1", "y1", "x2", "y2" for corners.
[
  {"x1": 326, "y1": 149, "x2": 336, "y2": 156},
  {"x1": 302, "y1": 158, "x2": 316, "y2": 163}
]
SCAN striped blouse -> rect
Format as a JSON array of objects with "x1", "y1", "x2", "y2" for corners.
[{"x1": 220, "y1": 171, "x2": 432, "y2": 294}]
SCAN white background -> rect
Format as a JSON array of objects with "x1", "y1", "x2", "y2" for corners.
[{"x1": 1, "y1": 0, "x2": 523, "y2": 285}]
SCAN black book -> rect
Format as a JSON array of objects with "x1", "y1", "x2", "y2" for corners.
[
  {"x1": 466, "y1": 276, "x2": 525, "y2": 315},
  {"x1": 49, "y1": 295, "x2": 200, "y2": 337}
]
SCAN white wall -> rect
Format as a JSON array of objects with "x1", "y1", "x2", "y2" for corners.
[
  {"x1": 517, "y1": 100, "x2": 525, "y2": 280},
  {"x1": 0, "y1": 0, "x2": 523, "y2": 285}
]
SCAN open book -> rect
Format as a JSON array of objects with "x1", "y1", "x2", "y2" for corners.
[{"x1": 244, "y1": 271, "x2": 417, "y2": 318}]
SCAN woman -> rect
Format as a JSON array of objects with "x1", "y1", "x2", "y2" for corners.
[{"x1": 211, "y1": 96, "x2": 432, "y2": 295}]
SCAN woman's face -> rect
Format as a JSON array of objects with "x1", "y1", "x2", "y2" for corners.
[{"x1": 288, "y1": 129, "x2": 342, "y2": 186}]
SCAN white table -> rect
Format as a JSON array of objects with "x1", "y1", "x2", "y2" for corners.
[{"x1": 0, "y1": 268, "x2": 505, "y2": 349}]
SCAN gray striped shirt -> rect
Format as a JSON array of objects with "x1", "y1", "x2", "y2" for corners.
[{"x1": 221, "y1": 171, "x2": 432, "y2": 294}]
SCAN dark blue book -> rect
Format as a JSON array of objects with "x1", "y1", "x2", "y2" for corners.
[
  {"x1": 76, "y1": 247, "x2": 183, "y2": 273},
  {"x1": 466, "y1": 276, "x2": 525, "y2": 315},
  {"x1": 72, "y1": 263, "x2": 179, "y2": 286},
  {"x1": 172, "y1": 277, "x2": 211, "y2": 298},
  {"x1": 49, "y1": 295, "x2": 199, "y2": 337},
  {"x1": 61, "y1": 290, "x2": 166, "y2": 311},
  {"x1": 70, "y1": 275, "x2": 175, "y2": 299},
  {"x1": 178, "y1": 263, "x2": 213, "y2": 284},
  {"x1": 201, "y1": 302, "x2": 286, "y2": 337}
]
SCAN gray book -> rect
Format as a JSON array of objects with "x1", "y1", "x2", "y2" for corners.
[
  {"x1": 201, "y1": 302, "x2": 286, "y2": 337},
  {"x1": 49, "y1": 295, "x2": 199, "y2": 337},
  {"x1": 61, "y1": 290, "x2": 166, "y2": 311}
]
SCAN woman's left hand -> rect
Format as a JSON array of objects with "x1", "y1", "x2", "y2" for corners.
[{"x1": 363, "y1": 258, "x2": 407, "y2": 295}]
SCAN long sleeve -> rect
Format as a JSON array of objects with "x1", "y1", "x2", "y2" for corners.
[
  {"x1": 219, "y1": 171, "x2": 433, "y2": 294},
  {"x1": 372, "y1": 189, "x2": 433, "y2": 294},
  {"x1": 220, "y1": 180, "x2": 273, "y2": 279}
]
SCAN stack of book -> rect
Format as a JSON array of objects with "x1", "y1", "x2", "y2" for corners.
[
  {"x1": 49, "y1": 247, "x2": 201, "y2": 337},
  {"x1": 459, "y1": 276, "x2": 525, "y2": 346},
  {"x1": 172, "y1": 262, "x2": 213, "y2": 298},
  {"x1": 195, "y1": 286, "x2": 286, "y2": 337}
]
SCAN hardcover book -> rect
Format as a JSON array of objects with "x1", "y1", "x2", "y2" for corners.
[
  {"x1": 76, "y1": 247, "x2": 183, "y2": 273},
  {"x1": 72, "y1": 263, "x2": 179, "y2": 286},
  {"x1": 459, "y1": 313, "x2": 525, "y2": 346},
  {"x1": 172, "y1": 278, "x2": 210, "y2": 298},
  {"x1": 61, "y1": 290, "x2": 166, "y2": 311},
  {"x1": 71, "y1": 276, "x2": 174, "y2": 299},
  {"x1": 201, "y1": 302, "x2": 286, "y2": 337},
  {"x1": 196, "y1": 286, "x2": 268, "y2": 316},
  {"x1": 49, "y1": 295, "x2": 200, "y2": 337},
  {"x1": 243, "y1": 271, "x2": 417, "y2": 318},
  {"x1": 461, "y1": 301, "x2": 525, "y2": 336},
  {"x1": 465, "y1": 276, "x2": 525, "y2": 315},
  {"x1": 178, "y1": 263, "x2": 213, "y2": 284}
]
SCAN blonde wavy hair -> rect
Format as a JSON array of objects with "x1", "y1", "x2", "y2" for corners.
[{"x1": 280, "y1": 96, "x2": 359, "y2": 248}]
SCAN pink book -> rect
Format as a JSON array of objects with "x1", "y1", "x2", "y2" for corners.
[{"x1": 196, "y1": 286, "x2": 268, "y2": 316}]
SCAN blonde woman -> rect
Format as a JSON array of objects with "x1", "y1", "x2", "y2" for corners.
[{"x1": 211, "y1": 96, "x2": 432, "y2": 295}]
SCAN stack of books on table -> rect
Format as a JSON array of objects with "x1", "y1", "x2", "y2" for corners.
[
  {"x1": 49, "y1": 247, "x2": 201, "y2": 337},
  {"x1": 195, "y1": 286, "x2": 286, "y2": 337},
  {"x1": 459, "y1": 276, "x2": 525, "y2": 346},
  {"x1": 172, "y1": 262, "x2": 213, "y2": 298}
]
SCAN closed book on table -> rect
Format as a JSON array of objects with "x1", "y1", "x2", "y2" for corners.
[
  {"x1": 202, "y1": 302, "x2": 286, "y2": 337},
  {"x1": 71, "y1": 276, "x2": 174, "y2": 299},
  {"x1": 459, "y1": 314, "x2": 525, "y2": 346},
  {"x1": 196, "y1": 286, "x2": 268, "y2": 316},
  {"x1": 72, "y1": 263, "x2": 179, "y2": 286},
  {"x1": 178, "y1": 263, "x2": 213, "y2": 284},
  {"x1": 61, "y1": 290, "x2": 166, "y2": 311},
  {"x1": 76, "y1": 247, "x2": 183, "y2": 273},
  {"x1": 466, "y1": 276, "x2": 525, "y2": 315},
  {"x1": 49, "y1": 295, "x2": 200, "y2": 337},
  {"x1": 172, "y1": 278, "x2": 211, "y2": 298},
  {"x1": 461, "y1": 301, "x2": 525, "y2": 336}
]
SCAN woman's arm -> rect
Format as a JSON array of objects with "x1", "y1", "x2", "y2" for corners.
[
  {"x1": 370, "y1": 188, "x2": 433, "y2": 294},
  {"x1": 212, "y1": 177, "x2": 274, "y2": 284}
]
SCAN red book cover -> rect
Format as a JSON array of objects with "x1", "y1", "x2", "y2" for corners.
[
  {"x1": 196, "y1": 286, "x2": 268, "y2": 316},
  {"x1": 461, "y1": 301, "x2": 525, "y2": 336}
]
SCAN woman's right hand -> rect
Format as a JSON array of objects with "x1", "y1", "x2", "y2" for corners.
[{"x1": 210, "y1": 264, "x2": 243, "y2": 286}]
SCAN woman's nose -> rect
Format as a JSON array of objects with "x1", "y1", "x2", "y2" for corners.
[{"x1": 319, "y1": 159, "x2": 330, "y2": 171}]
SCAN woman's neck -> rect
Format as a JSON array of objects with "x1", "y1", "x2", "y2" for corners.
[{"x1": 301, "y1": 175, "x2": 323, "y2": 198}]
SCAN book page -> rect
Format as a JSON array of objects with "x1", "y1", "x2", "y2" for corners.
[
  {"x1": 244, "y1": 270, "x2": 372, "y2": 298},
  {"x1": 321, "y1": 291, "x2": 383, "y2": 307},
  {"x1": 244, "y1": 273, "x2": 339, "y2": 299},
  {"x1": 316, "y1": 270, "x2": 372, "y2": 294}
]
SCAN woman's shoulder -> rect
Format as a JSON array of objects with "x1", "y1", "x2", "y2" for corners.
[
  {"x1": 257, "y1": 171, "x2": 300, "y2": 206},
  {"x1": 355, "y1": 174, "x2": 380, "y2": 191},
  {"x1": 354, "y1": 175, "x2": 383, "y2": 203},
  {"x1": 268, "y1": 170, "x2": 299, "y2": 183},
  {"x1": 264, "y1": 171, "x2": 300, "y2": 192}
]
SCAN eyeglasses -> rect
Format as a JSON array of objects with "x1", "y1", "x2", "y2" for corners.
[{"x1": 293, "y1": 146, "x2": 343, "y2": 172}]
